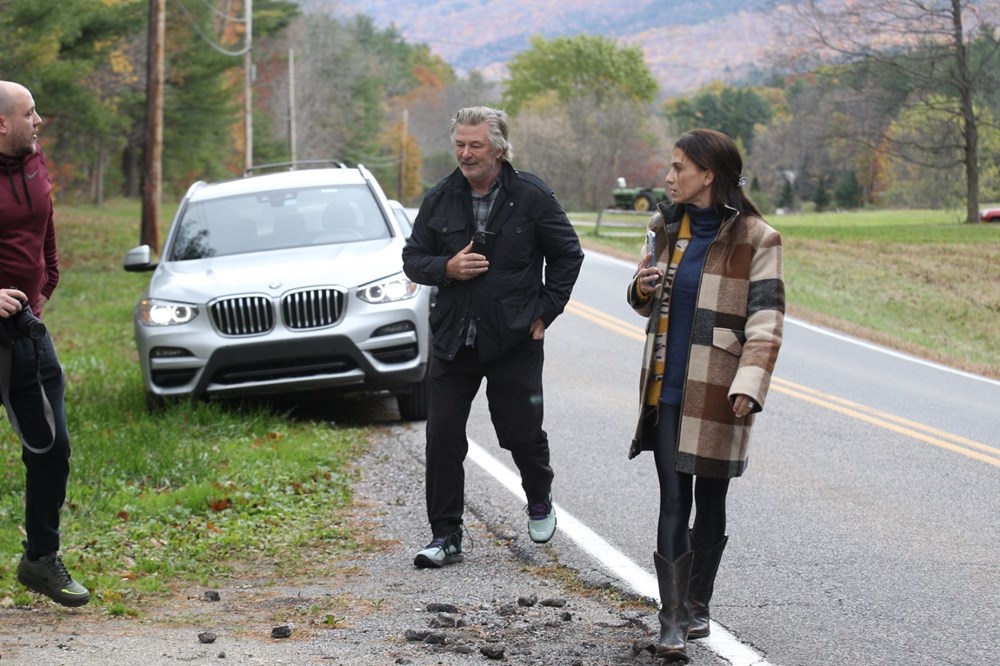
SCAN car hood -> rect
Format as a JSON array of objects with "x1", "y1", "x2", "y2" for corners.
[{"x1": 146, "y1": 238, "x2": 406, "y2": 303}]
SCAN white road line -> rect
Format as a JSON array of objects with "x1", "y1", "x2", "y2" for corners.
[
  {"x1": 785, "y1": 316, "x2": 1000, "y2": 385},
  {"x1": 467, "y1": 439, "x2": 775, "y2": 666}
]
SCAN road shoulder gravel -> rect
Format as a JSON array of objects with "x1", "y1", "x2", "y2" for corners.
[{"x1": 1, "y1": 422, "x2": 692, "y2": 665}]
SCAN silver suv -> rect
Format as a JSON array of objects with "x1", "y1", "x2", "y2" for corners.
[{"x1": 123, "y1": 165, "x2": 431, "y2": 419}]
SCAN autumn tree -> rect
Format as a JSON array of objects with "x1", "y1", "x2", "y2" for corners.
[
  {"x1": 513, "y1": 93, "x2": 668, "y2": 211},
  {"x1": 500, "y1": 35, "x2": 662, "y2": 210},
  {"x1": 881, "y1": 96, "x2": 1000, "y2": 208},
  {"x1": 663, "y1": 83, "x2": 774, "y2": 153},
  {"x1": 787, "y1": 0, "x2": 1000, "y2": 222},
  {"x1": 502, "y1": 34, "x2": 658, "y2": 115},
  {"x1": 378, "y1": 118, "x2": 423, "y2": 203},
  {"x1": 254, "y1": 10, "x2": 448, "y2": 192},
  {"x1": 411, "y1": 71, "x2": 500, "y2": 187},
  {"x1": 0, "y1": 0, "x2": 144, "y2": 201}
]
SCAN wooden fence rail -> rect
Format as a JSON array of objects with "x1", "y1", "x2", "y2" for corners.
[{"x1": 594, "y1": 208, "x2": 651, "y2": 237}]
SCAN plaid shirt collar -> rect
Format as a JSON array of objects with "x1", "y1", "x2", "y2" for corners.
[{"x1": 471, "y1": 178, "x2": 501, "y2": 231}]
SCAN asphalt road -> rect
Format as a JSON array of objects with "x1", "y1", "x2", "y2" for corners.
[{"x1": 460, "y1": 249, "x2": 1000, "y2": 666}]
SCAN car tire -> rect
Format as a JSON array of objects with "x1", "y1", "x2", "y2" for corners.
[
  {"x1": 145, "y1": 391, "x2": 166, "y2": 413},
  {"x1": 396, "y1": 377, "x2": 428, "y2": 421}
]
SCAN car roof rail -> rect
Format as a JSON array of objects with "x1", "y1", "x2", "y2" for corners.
[{"x1": 243, "y1": 159, "x2": 348, "y2": 176}]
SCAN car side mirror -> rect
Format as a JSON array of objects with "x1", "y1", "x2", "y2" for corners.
[{"x1": 123, "y1": 244, "x2": 158, "y2": 272}]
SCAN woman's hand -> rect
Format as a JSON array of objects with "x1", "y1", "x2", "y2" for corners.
[
  {"x1": 733, "y1": 394, "x2": 757, "y2": 417},
  {"x1": 635, "y1": 252, "x2": 663, "y2": 297}
]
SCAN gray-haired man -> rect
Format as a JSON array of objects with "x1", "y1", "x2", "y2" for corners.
[{"x1": 402, "y1": 106, "x2": 583, "y2": 567}]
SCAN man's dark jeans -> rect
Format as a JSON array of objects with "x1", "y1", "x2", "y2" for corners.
[
  {"x1": 2, "y1": 332, "x2": 71, "y2": 557},
  {"x1": 425, "y1": 338, "x2": 553, "y2": 537}
]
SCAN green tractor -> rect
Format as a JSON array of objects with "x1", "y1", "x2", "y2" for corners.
[{"x1": 612, "y1": 177, "x2": 667, "y2": 212}]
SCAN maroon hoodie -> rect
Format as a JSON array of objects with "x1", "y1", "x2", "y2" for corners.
[{"x1": 0, "y1": 148, "x2": 59, "y2": 315}]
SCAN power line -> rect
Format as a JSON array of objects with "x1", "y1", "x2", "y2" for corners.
[
  {"x1": 188, "y1": 0, "x2": 247, "y2": 23},
  {"x1": 172, "y1": 0, "x2": 250, "y2": 57}
]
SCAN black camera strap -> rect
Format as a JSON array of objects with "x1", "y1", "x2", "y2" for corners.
[{"x1": 0, "y1": 338, "x2": 57, "y2": 455}]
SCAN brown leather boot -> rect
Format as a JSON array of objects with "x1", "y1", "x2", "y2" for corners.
[
  {"x1": 687, "y1": 532, "x2": 728, "y2": 639},
  {"x1": 653, "y1": 550, "x2": 693, "y2": 663}
]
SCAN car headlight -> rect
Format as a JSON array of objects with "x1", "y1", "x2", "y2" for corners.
[
  {"x1": 137, "y1": 299, "x2": 199, "y2": 326},
  {"x1": 357, "y1": 273, "x2": 420, "y2": 304}
]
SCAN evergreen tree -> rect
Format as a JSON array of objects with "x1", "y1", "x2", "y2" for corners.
[
  {"x1": 813, "y1": 179, "x2": 831, "y2": 211},
  {"x1": 778, "y1": 179, "x2": 795, "y2": 210},
  {"x1": 834, "y1": 171, "x2": 863, "y2": 209}
]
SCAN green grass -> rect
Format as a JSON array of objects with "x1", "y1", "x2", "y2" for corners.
[
  {"x1": 572, "y1": 207, "x2": 1000, "y2": 378},
  {"x1": 0, "y1": 200, "x2": 371, "y2": 613}
]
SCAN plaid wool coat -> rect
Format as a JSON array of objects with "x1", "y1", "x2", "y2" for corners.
[{"x1": 627, "y1": 202, "x2": 784, "y2": 478}]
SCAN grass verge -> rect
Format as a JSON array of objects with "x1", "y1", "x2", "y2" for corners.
[
  {"x1": 572, "y1": 208, "x2": 1000, "y2": 378},
  {"x1": 1, "y1": 199, "x2": 372, "y2": 614}
]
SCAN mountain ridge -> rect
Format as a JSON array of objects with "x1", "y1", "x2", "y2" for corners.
[{"x1": 322, "y1": 0, "x2": 788, "y2": 98}]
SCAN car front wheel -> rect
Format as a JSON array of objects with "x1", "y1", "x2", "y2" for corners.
[{"x1": 396, "y1": 377, "x2": 428, "y2": 421}]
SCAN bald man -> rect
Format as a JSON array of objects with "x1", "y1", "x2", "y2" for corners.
[{"x1": 0, "y1": 80, "x2": 89, "y2": 607}]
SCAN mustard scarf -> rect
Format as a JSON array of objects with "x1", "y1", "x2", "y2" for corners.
[{"x1": 644, "y1": 212, "x2": 692, "y2": 407}]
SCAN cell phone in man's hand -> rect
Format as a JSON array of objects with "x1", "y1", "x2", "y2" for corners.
[{"x1": 471, "y1": 230, "x2": 496, "y2": 258}]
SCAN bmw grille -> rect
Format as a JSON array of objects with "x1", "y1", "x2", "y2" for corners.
[{"x1": 210, "y1": 289, "x2": 345, "y2": 336}]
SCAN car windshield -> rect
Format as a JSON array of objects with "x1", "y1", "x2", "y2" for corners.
[
  {"x1": 169, "y1": 184, "x2": 391, "y2": 261},
  {"x1": 390, "y1": 205, "x2": 413, "y2": 237}
]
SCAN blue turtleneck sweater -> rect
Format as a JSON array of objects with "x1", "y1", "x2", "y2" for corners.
[{"x1": 661, "y1": 205, "x2": 722, "y2": 406}]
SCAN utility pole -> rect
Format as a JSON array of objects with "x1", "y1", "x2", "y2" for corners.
[
  {"x1": 288, "y1": 48, "x2": 297, "y2": 169},
  {"x1": 141, "y1": 0, "x2": 165, "y2": 253},
  {"x1": 398, "y1": 108, "x2": 407, "y2": 200},
  {"x1": 243, "y1": 0, "x2": 253, "y2": 174}
]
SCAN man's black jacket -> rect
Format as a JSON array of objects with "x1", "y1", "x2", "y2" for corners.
[{"x1": 402, "y1": 161, "x2": 584, "y2": 363}]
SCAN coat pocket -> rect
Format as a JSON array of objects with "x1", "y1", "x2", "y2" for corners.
[
  {"x1": 428, "y1": 215, "x2": 470, "y2": 252},
  {"x1": 497, "y1": 291, "x2": 538, "y2": 337},
  {"x1": 712, "y1": 327, "x2": 745, "y2": 356},
  {"x1": 494, "y1": 217, "x2": 535, "y2": 268}
]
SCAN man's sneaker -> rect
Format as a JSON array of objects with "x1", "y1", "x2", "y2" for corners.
[
  {"x1": 17, "y1": 551, "x2": 91, "y2": 607},
  {"x1": 526, "y1": 493, "x2": 557, "y2": 544},
  {"x1": 413, "y1": 529, "x2": 463, "y2": 568}
]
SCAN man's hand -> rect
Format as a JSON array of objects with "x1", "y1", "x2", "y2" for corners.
[
  {"x1": 530, "y1": 318, "x2": 545, "y2": 340},
  {"x1": 0, "y1": 288, "x2": 27, "y2": 319},
  {"x1": 445, "y1": 241, "x2": 490, "y2": 281}
]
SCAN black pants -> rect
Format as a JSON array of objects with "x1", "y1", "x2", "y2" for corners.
[
  {"x1": 425, "y1": 338, "x2": 552, "y2": 537},
  {"x1": 651, "y1": 403, "x2": 730, "y2": 560},
  {"x1": 1, "y1": 333, "x2": 72, "y2": 557}
]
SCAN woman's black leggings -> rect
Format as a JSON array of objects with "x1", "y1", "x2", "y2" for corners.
[{"x1": 652, "y1": 404, "x2": 731, "y2": 560}]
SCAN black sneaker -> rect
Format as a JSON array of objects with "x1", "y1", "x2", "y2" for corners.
[
  {"x1": 413, "y1": 528, "x2": 464, "y2": 568},
  {"x1": 17, "y1": 551, "x2": 91, "y2": 607}
]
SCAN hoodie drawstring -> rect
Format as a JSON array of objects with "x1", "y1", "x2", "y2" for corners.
[{"x1": 0, "y1": 154, "x2": 32, "y2": 209}]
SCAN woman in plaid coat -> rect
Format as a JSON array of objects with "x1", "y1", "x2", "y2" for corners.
[{"x1": 626, "y1": 129, "x2": 784, "y2": 662}]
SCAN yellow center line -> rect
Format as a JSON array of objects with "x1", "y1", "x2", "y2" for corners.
[
  {"x1": 564, "y1": 299, "x2": 1000, "y2": 468},
  {"x1": 566, "y1": 300, "x2": 645, "y2": 341}
]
